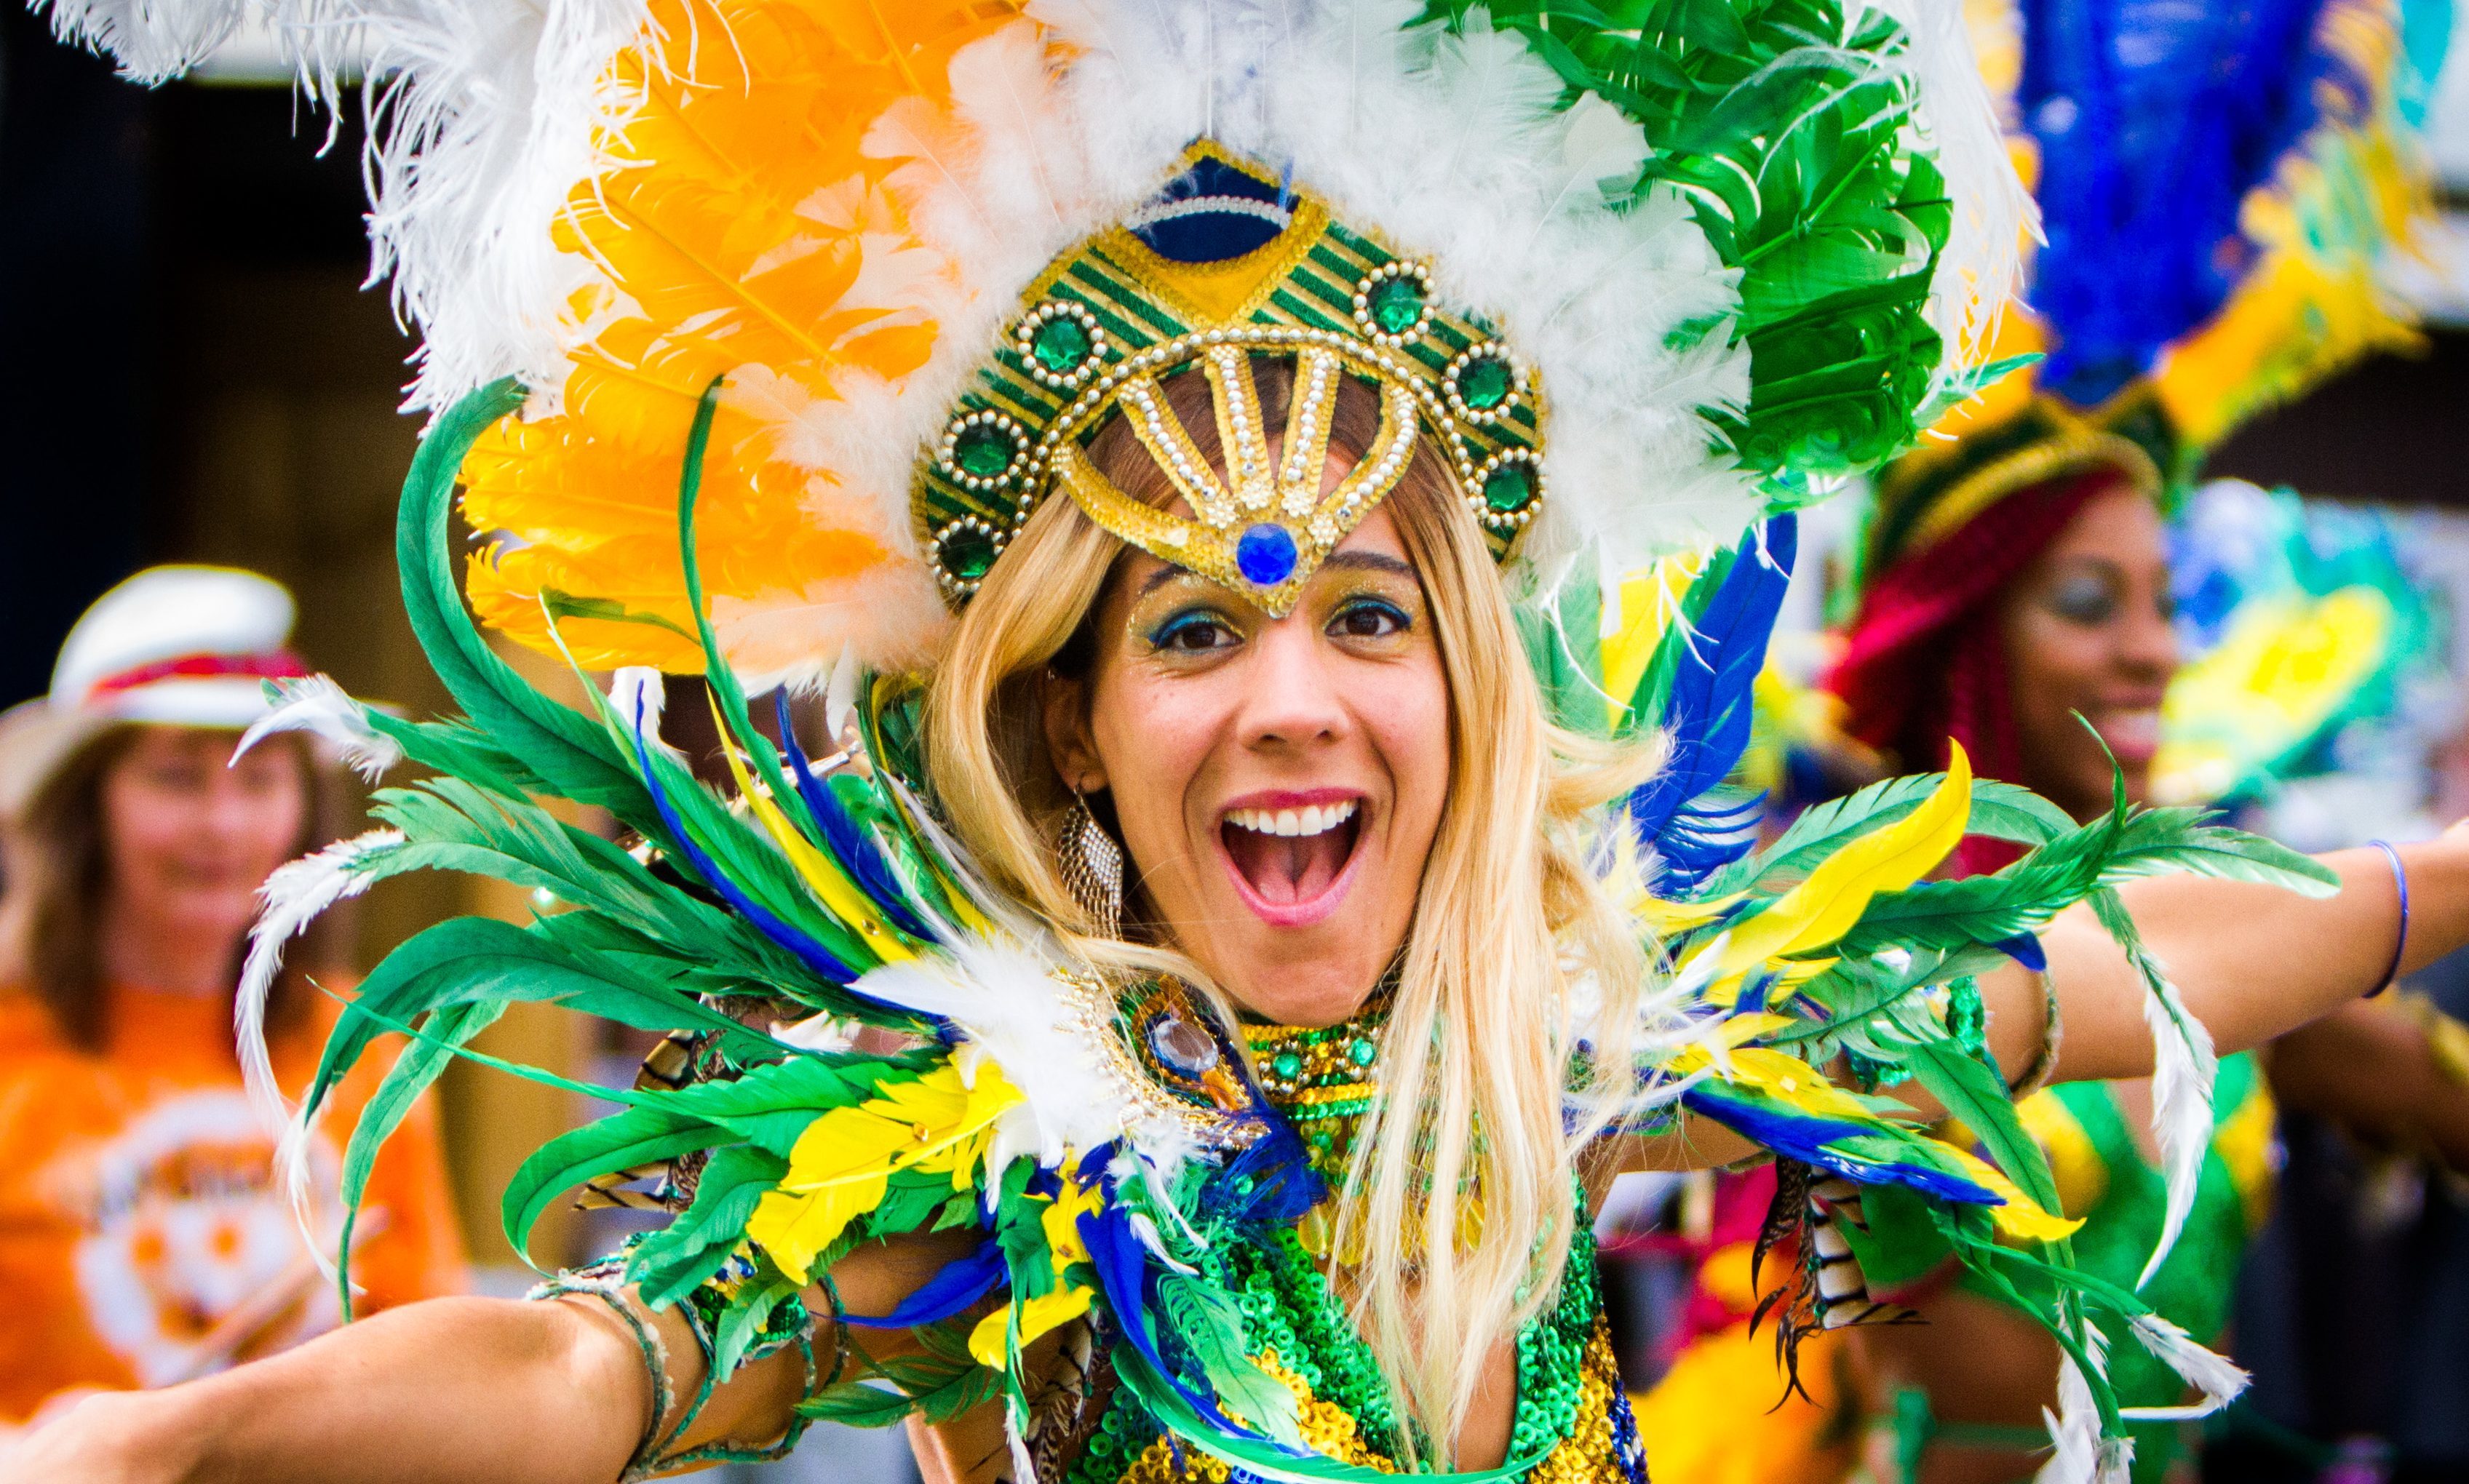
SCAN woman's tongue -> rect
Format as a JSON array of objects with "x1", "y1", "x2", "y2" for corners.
[{"x1": 1225, "y1": 821, "x2": 1349, "y2": 905}]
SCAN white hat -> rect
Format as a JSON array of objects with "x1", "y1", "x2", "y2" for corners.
[{"x1": 0, "y1": 567, "x2": 308, "y2": 824}]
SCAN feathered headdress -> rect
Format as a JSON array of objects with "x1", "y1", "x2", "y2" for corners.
[
  {"x1": 39, "y1": 0, "x2": 2027, "y2": 688},
  {"x1": 1861, "y1": 0, "x2": 2444, "y2": 578}
]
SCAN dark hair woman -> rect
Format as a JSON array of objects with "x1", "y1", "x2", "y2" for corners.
[{"x1": 0, "y1": 567, "x2": 466, "y2": 1431}]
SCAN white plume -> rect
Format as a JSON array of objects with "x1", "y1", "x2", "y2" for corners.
[
  {"x1": 2119, "y1": 1312, "x2": 2249, "y2": 1422},
  {"x1": 1871, "y1": 0, "x2": 2037, "y2": 376},
  {"x1": 237, "y1": 828, "x2": 402, "y2": 1136},
  {"x1": 848, "y1": 935, "x2": 1193, "y2": 1178},
  {"x1": 2036, "y1": 1327, "x2": 2135, "y2": 1484},
  {"x1": 236, "y1": 674, "x2": 404, "y2": 782},
  {"x1": 606, "y1": 666, "x2": 666, "y2": 733},
  {"x1": 2136, "y1": 967, "x2": 2221, "y2": 1288},
  {"x1": 30, "y1": 0, "x2": 250, "y2": 79}
]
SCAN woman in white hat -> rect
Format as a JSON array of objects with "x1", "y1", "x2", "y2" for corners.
[{"x1": 0, "y1": 567, "x2": 465, "y2": 1428}]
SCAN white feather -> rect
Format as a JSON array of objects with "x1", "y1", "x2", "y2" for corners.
[
  {"x1": 2118, "y1": 1312, "x2": 2250, "y2": 1422},
  {"x1": 1868, "y1": 0, "x2": 2037, "y2": 377},
  {"x1": 606, "y1": 666, "x2": 666, "y2": 733},
  {"x1": 30, "y1": 0, "x2": 250, "y2": 80},
  {"x1": 848, "y1": 935, "x2": 1196, "y2": 1175},
  {"x1": 236, "y1": 674, "x2": 405, "y2": 783},
  {"x1": 2035, "y1": 1328, "x2": 2136, "y2": 1484},
  {"x1": 2136, "y1": 970, "x2": 2221, "y2": 1288},
  {"x1": 236, "y1": 827, "x2": 404, "y2": 1136}
]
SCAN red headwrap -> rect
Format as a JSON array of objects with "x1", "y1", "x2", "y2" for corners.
[{"x1": 1824, "y1": 470, "x2": 2120, "y2": 875}]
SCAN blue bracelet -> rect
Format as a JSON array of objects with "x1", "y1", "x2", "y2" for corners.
[{"x1": 2368, "y1": 839, "x2": 2411, "y2": 998}]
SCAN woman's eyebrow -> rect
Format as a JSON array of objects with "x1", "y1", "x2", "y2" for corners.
[
  {"x1": 1321, "y1": 551, "x2": 1416, "y2": 579},
  {"x1": 1137, "y1": 564, "x2": 1199, "y2": 599}
]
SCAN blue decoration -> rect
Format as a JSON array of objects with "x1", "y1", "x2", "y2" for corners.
[
  {"x1": 1235, "y1": 523, "x2": 1299, "y2": 587},
  {"x1": 1129, "y1": 154, "x2": 1292, "y2": 265},
  {"x1": 1623, "y1": 514, "x2": 1798, "y2": 894},
  {"x1": 2020, "y1": 0, "x2": 2371, "y2": 406}
]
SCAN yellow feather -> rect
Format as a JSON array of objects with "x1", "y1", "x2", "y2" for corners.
[
  {"x1": 460, "y1": 0, "x2": 1035, "y2": 673},
  {"x1": 747, "y1": 1060, "x2": 1021, "y2": 1282},
  {"x1": 1714, "y1": 743, "x2": 1972, "y2": 979},
  {"x1": 1937, "y1": 1143, "x2": 2085, "y2": 1242}
]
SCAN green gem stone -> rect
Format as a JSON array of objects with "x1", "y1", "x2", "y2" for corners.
[
  {"x1": 1272, "y1": 1050, "x2": 1303, "y2": 1080},
  {"x1": 937, "y1": 524, "x2": 999, "y2": 581},
  {"x1": 1367, "y1": 274, "x2": 1426, "y2": 335},
  {"x1": 1347, "y1": 1037, "x2": 1377, "y2": 1066},
  {"x1": 1031, "y1": 314, "x2": 1093, "y2": 373},
  {"x1": 952, "y1": 422, "x2": 1014, "y2": 479},
  {"x1": 1458, "y1": 354, "x2": 1512, "y2": 410},
  {"x1": 1483, "y1": 461, "x2": 1535, "y2": 514}
]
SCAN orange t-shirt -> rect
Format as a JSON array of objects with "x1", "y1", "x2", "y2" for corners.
[{"x1": 0, "y1": 981, "x2": 466, "y2": 1419}]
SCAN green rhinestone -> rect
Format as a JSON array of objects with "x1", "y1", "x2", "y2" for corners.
[
  {"x1": 1272, "y1": 1050, "x2": 1303, "y2": 1080},
  {"x1": 1030, "y1": 314, "x2": 1094, "y2": 373},
  {"x1": 1458, "y1": 354, "x2": 1513, "y2": 410},
  {"x1": 1483, "y1": 460, "x2": 1535, "y2": 515},
  {"x1": 1367, "y1": 273, "x2": 1426, "y2": 335},
  {"x1": 1346, "y1": 1037, "x2": 1377, "y2": 1067},
  {"x1": 937, "y1": 524, "x2": 1000, "y2": 581},
  {"x1": 952, "y1": 421, "x2": 1014, "y2": 479}
]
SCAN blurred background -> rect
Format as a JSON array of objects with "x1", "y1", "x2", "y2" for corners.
[{"x1": 6, "y1": 3, "x2": 2469, "y2": 1481}]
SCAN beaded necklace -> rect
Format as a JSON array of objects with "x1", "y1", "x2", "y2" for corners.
[
  {"x1": 1241, "y1": 994, "x2": 1391, "y2": 1189},
  {"x1": 1057, "y1": 982, "x2": 1647, "y2": 1483}
]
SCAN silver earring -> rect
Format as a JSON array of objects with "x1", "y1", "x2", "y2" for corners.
[{"x1": 1059, "y1": 789, "x2": 1124, "y2": 939}]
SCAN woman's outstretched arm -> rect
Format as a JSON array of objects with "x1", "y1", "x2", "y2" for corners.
[
  {"x1": 4, "y1": 1234, "x2": 966, "y2": 1483},
  {"x1": 1991, "y1": 833, "x2": 2469, "y2": 1082},
  {"x1": 1626, "y1": 829, "x2": 2469, "y2": 1174},
  {"x1": 3, "y1": 1296, "x2": 661, "y2": 1484}
]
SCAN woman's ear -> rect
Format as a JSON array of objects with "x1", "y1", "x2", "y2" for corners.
[{"x1": 1041, "y1": 671, "x2": 1106, "y2": 795}]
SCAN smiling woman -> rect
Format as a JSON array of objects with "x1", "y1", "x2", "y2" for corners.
[{"x1": 927, "y1": 360, "x2": 1662, "y2": 1458}]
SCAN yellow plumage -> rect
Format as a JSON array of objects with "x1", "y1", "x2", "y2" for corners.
[
  {"x1": 748, "y1": 1059, "x2": 1022, "y2": 1282},
  {"x1": 459, "y1": 0, "x2": 1031, "y2": 676}
]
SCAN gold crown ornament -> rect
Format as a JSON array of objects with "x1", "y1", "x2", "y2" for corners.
[{"x1": 913, "y1": 145, "x2": 1546, "y2": 615}]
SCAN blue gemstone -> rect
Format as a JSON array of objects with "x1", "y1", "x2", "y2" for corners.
[{"x1": 1235, "y1": 522, "x2": 1298, "y2": 587}]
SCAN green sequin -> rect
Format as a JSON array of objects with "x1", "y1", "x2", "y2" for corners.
[
  {"x1": 1033, "y1": 314, "x2": 1094, "y2": 373},
  {"x1": 1458, "y1": 353, "x2": 1513, "y2": 410},
  {"x1": 937, "y1": 524, "x2": 1000, "y2": 581},
  {"x1": 1367, "y1": 274, "x2": 1426, "y2": 335},
  {"x1": 953, "y1": 422, "x2": 1015, "y2": 479},
  {"x1": 1484, "y1": 461, "x2": 1535, "y2": 514}
]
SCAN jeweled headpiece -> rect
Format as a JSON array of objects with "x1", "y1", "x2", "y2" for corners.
[{"x1": 917, "y1": 143, "x2": 1546, "y2": 613}]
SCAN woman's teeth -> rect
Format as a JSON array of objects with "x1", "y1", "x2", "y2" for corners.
[{"x1": 1225, "y1": 799, "x2": 1359, "y2": 837}]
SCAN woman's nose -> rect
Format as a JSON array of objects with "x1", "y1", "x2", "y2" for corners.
[
  {"x1": 2118, "y1": 594, "x2": 2180, "y2": 680},
  {"x1": 1238, "y1": 616, "x2": 1350, "y2": 749}
]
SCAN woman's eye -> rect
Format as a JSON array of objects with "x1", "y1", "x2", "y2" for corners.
[
  {"x1": 2045, "y1": 575, "x2": 2120, "y2": 626},
  {"x1": 1329, "y1": 598, "x2": 1410, "y2": 639},
  {"x1": 1148, "y1": 612, "x2": 1239, "y2": 653}
]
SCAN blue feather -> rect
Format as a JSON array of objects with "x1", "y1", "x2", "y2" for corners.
[
  {"x1": 846, "y1": 1239, "x2": 1005, "y2": 1328},
  {"x1": 2021, "y1": 0, "x2": 2371, "y2": 404},
  {"x1": 1682, "y1": 1084, "x2": 2003, "y2": 1207},
  {"x1": 771, "y1": 690, "x2": 940, "y2": 942},
  {"x1": 623, "y1": 699, "x2": 938, "y2": 1030},
  {"x1": 1625, "y1": 516, "x2": 1797, "y2": 895}
]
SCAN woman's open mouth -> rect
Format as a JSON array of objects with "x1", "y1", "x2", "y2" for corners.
[{"x1": 1218, "y1": 794, "x2": 1367, "y2": 927}]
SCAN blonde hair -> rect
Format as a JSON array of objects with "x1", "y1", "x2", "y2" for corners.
[{"x1": 923, "y1": 360, "x2": 1663, "y2": 1463}]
